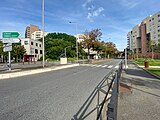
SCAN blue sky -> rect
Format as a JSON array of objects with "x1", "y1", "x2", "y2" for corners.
[{"x1": 0, "y1": 0, "x2": 160, "y2": 51}]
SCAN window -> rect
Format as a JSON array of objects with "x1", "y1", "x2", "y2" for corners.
[
  {"x1": 35, "y1": 49, "x2": 38, "y2": 54},
  {"x1": 158, "y1": 34, "x2": 160, "y2": 37},
  {"x1": 154, "y1": 36, "x2": 156, "y2": 39},
  {"x1": 40, "y1": 50, "x2": 42, "y2": 54},
  {"x1": 153, "y1": 26, "x2": 156, "y2": 30},
  {"x1": 31, "y1": 41, "x2": 34, "y2": 45},
  {"x1": 36, "y1": 43, "x2": 38, "y2": 46},
  {"x1": 158, "y1": 29, "x2": 160, "y2": 32},
  {"x1": 24, "y1": 41, "x2": 28, "y2": 45},
  {"x1": 158, "y1": 14, "x2": 160, "y2": 17},
  {"x1": 39, "y1": 44, "x2": 41, "y2": 47},
  {"x1": 158, "y1": 20, "x2": 160, "y2": 22},
  {"x1": 153, "y1": 31, "x2": 156, "y2": 34},
  {"x1": 152, "y1": 18, "x2": 154, "y2": 20},
  {"x1": 149, "y1": 19, "x2": 151, "y2": 22}
]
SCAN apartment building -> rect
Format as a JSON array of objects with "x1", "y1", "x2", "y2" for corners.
[
  {"x1": 74, "y1": 34, "x2": 85, "y2": 43},
  {"x1": 127, "y1": 11, "x2": 160, "y2": 54},
  {"x1": 21, "y1": 38, "x2": 43, "y2": 62},
  {"x1": 25, "y1": 24, "x2": 40, "y2": 38},
  {"x1": 75, "y1": 34, "x2": 97, "y2": 55},
  {"x1": 31, "y1": 31, "x2": 48, "y2": 40}
]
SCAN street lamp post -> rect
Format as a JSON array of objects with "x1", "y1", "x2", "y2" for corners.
[
  {"x1": 69, "y1": 22, "x2": 78, "y2": 63},
  {"x1": 42, "y1": 0, "x2": 45, "y2": 67},
  {"x1": 106, "y1": 38, "x2": 111, "y2": 59},
  {"x1": 64, "y1": 46, "x2": 71, "y2": 58}
]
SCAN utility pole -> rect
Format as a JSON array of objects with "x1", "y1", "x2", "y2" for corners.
[
  {"x1": 125, "y1": 48, "x2": 128, "y2": 69},
  {"x1": 8, "y1": 51, "x2": 11, "y2": 70},
  {"x1": 42, "y1": 0, "x2": 45, "y2": 67},
  {"x1": 69, "y1": 22, "x2": 78, "y2": 63}
]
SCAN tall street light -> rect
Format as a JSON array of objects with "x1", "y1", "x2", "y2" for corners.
[
  {"x1": 69, "y1": 22, "x2": 78, "y2": 63},
  {"x1": 64, "y1": 46, "x2": 71, "y2": 58},
  {"x1": 105, "y1": 38, "x2": 111, "y2": 59},
  {"x1": 42, "y1": 0, "x2": 45, "y2": 67}
]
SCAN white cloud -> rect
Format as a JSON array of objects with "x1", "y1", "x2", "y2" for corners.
[
  {"x1": 87, "y1": 7, "x2": 104, "y2": 21},
  {"x1": 93, "y1": 7, "x2": 104, "y2": 17},
  {"x1": 120, "y1": 0, "x2": 141, "y2": 9},
  {"x1": 82, "y1": 0, "x2": 94, "y2": 7},
  {"x1": 87, "y1": 5, "x2": 95, "y2": 10}
]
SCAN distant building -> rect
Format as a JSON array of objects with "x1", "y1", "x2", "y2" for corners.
[
  {"x1": 127, "y1": 11, "x2": 160, "y2": 54},
  {"x1": 75, "y1": 34, "x2": 97, "y2": 55},
  {"x1": 74, "y1": 34, "x2": 85, "y2": 43},
  {"x1": 31, "y1": 31, "x2": 48, "y2": 40},
  {"x1": 25, "y1": 24, "x2": 40, "y2": 38},
  {"x1": 21, "y1": 38, "x2": 43, "y2": 62}
]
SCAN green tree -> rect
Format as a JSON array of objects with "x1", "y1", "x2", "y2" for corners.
[
  {"x1": 81, "y1": 28, "x2": 102, "y2": 59},
  {"x1": 149, "y1": 40, "x2": 156, "y2": 59},
  {"x1": 41, "y1": 33, "x2": 85, "y2": 60},
  {"x1": 11, "y1": 44, "x2": 26, "y2": 62}
]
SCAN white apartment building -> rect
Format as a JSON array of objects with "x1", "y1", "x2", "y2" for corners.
[
  {"x1": 127, "y1": 11, "x2": 160, "y2": 53},
  {"x1": 127, "y1": 31, "x2": 133, "y2": 50},
  {"x1": 31, "y1": 31, "x2": 48, "y2": 40},
  {"x1": 21, "y1": 38, "x2": 43, "y2": 62},
  {"x1": 145, "y1": 12, "x2": 160, "y2": 44},
  {"x1": 74, "y1": 34, "x2": 85, "y2": 43}
]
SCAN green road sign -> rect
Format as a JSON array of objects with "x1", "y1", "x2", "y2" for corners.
[{"x1": 2, "y1": 32, "x2": 20, "y2": 38}]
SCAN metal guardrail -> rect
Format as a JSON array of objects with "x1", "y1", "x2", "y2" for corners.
[{"x1": 72, "y1": 61, "x2": 123, "y2": 120}]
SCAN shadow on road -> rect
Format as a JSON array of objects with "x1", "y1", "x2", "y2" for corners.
[{"x1": 71, "y1": 71, "x2": 115, "y2": 120}]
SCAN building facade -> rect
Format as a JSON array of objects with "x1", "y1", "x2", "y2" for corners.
[
  {"x1": 21, "y1": 38, "x2": 43, "y2": 62},
  {"x1": 127, "y1": 11, "x2": 160, "y2": 54},
  {"x1": 31, "y1": 31, "x2": 48, "y2": 40},
  {"x1": 75, "y1": 34, "x2": 97, "y2": 55},
  {"x1": 25, "y1": 24, "x2": 40, "y2": 38}
]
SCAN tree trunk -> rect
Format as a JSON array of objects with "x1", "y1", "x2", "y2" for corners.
[
  {"x1": 152, "y1": 46, "x2": 154, "y2": 59},
  {"x1": 87, "y1": 48, "x2": 90, "y2": 60}
]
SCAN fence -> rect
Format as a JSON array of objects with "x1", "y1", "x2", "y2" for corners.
[{"x1": 72, "y1": 61, "x2": 123, "y2": 120}]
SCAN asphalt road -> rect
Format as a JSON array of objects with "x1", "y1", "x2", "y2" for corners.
[{"x1": 0, "y1": 59, "x2": 121, "y2": 120}]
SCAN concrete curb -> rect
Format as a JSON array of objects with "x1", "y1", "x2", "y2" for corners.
[
  {"x1": 131, "y1": 62, "x2": 160, "y2": 80},
  {"x1": 0, "y1": 64, "x2": 79, "y2": 80}
]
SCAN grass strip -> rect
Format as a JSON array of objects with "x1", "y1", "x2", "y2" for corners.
[{"x1": 147, "y1": 68, "x2": 160, "y2": 77}]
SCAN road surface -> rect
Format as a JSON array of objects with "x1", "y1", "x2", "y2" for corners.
[{"x1": 0, "y1": 59, "x2": 121, "y2": 120}]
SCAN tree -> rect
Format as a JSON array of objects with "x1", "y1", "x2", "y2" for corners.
[
  {"x1": 11, "y1": 44, "x2": 26, "y2": 62},
  {"x1": 105, "y1": 42, "x2": 117, "y2": 58},
  {"x1": 81, "y1": 28, "x2": 102, "y2": 59},
  {"x1": 41, "y1": 33, "x2": 86, "y2": 60},
  {"x1": 149, "y1": 40, "x2": 156, "y2": 59}
]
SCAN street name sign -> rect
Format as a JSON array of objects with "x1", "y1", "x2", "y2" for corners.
[
  {"x1": 3, "y1": 43, "x2": 12, "y2": 52},
  {"x1": 2, "y1": 32, "x2": 20, "y2": 38},
  {"x1": 2, "y1": 38, "x2": 21, "y2": 43}
]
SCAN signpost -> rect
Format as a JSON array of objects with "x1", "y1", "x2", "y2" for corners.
[
  {"x1": 2, "y1": 32, "x2": 20, "y2": 38},
  {"x1": 2, "y1": 38, "x2": 21, "y2": 43},
  {"x1": 3, "y1": 43, "x2": 12, "y2": 52},
  {"x1": 2, "y1": 32, "x2": 20, "y2": 70}
]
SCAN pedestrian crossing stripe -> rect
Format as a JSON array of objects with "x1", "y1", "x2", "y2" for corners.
[
  {"x1": 80, "y1": 64, "x2": 119, "y2": 69},
  {"x1": 102, "y1": 65, "x2": 106, "y2": 67},
  {"x1": 107, "y1": 65, "x2": 113, "y2": 68},
  {"x1": 114, "y1": 66, "x2": 119, "y2": 68}
]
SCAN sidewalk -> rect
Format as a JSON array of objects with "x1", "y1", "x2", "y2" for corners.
[
  {"x1": 117, "y1": 62, "x2": 160, "y2": 120},
  {"x1": 0, "y1": 64, "x2": 79, "y2": 80}
]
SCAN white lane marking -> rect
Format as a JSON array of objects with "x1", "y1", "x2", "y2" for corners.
[
  {"x1": 102, "y1": 65, "x2": 108, "y2": 68},
  {"x1": 96, "y1": 65, "x2": 102, "y2": 67},
  {"x1": 107, "y1": 65, "x2": 113, "y2": 68},
  {"x1": 114, "y1": 66, "x2": 119, "y2": 68},
  {"x1": 91, "y1": 64, "x2": 97, "y2": 67}
]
